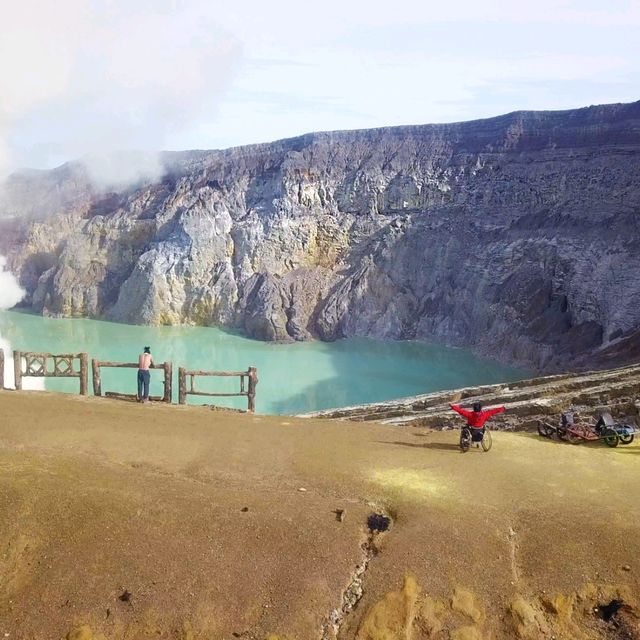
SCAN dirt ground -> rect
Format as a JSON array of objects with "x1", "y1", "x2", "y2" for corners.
[{"x1": 0, "y1": 391, "x2": 639, "y2": 639}]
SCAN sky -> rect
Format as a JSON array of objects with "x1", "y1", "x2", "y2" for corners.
[{"x1": 1, "y1": 0, "x2": 639, "y2": 178}]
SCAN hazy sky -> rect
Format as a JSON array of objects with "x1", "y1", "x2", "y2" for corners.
[{"x1": 1, "y1": 0, "x2": 639, "y2": 174}]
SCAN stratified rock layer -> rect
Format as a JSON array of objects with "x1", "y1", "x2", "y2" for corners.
[
  {"x1": 2, "y1": 101, "x2": 640, "y2": 371},
  {"x1": 300, "y1": 362, "x2": 640, "y2": 430}
]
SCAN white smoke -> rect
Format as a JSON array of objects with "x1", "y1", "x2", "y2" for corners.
[
  {"x1": 0, "y1": 0, "x2": 242, "y2": 187},
  {"x1": 0, "y1": 256, "x2": 42, "y2": 389},
  {"x1": 0, "y1": 256, "x2": 24, "y2": 389},
  {"x1": 0, "y1": 256, "x2": 24, "y2": 308},
  {"x1": 81, "y1": 151, "x2": 165, "y2": 191}
]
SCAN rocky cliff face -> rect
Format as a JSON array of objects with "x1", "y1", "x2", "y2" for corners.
[{"x1": 2, "y1": 101, "x2": 640, "y2": 371}]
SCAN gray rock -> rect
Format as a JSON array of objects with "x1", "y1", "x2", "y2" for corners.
[{"x1": 2, "y1": 100, "x2": 640, "y2": 372}]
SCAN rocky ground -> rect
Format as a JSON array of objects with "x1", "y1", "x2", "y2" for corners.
[
  {"x1": 1, "y1": 389, "x2": 639, "y2": 639},
  {"x1": 301, "y1": 363, "x2": 640, "y2": 431}
]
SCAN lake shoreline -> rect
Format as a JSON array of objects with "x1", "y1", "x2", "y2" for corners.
[{"x1": 0, "y1": 309, "x2": 530, "y2": 415}]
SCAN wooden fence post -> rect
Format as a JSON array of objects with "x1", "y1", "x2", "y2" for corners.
[
  {"x1": 92, "y1": 359, "x2": 102, "y2": 396},
  {"x1": 13, "y1": 350, "x2": 22, "y2": 391},
  {"x1": 0, "y1": 349, "x2": 4, "y2": 390},
  {"x1": 247, "y1": 366, "x2": 258, "y2": 413},
  {"x1": 164, "y1": 361, "x2": 173, "y2": 403},
  {"x1": 178, "y1": 367, "x2": 186, "y2": 404},
  {"x1": 79, "y1": 353, "x2": 88, "y2": 396}
]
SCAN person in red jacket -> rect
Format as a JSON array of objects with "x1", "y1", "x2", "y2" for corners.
[{"x1": 450, "y1": 402, "x2": 505, "y2": 446}]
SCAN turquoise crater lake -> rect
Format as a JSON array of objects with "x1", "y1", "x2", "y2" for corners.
[{"x1": 0, "y1": 310, "x2": 529, "y2": 415}]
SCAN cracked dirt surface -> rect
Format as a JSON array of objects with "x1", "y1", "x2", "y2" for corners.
[{"x1": 1, "y1": 390, "x2": 639, "y2": 639}]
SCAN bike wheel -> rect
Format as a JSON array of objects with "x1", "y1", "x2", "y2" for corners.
[
  {"x1": 537, "y1": 422, "x2": 553, "y2": 438},
  {"x1": 460, "y1": 427, "x2": 471, "y2": 453},
  {"x1": 619, "y1": 434, "x2": 634, "y2": 445},
  {"x1": 603, "y1": 428, "x2": 619, "y2": 448},
  {"x1": 481, "y1": 429, "x2": 493, "y2": 452}
]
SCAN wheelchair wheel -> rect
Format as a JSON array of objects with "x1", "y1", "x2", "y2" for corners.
[
  {"x1": 460, "y1": 427, "x2": 472, "y2": 453},
  {"x1": 481, "y1": 429, "x2": 493, "y2": 452}
]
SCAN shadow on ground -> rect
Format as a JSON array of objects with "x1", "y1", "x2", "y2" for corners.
[{"x1": 379, "y1": 440, "x2": 461, "y2": 451}]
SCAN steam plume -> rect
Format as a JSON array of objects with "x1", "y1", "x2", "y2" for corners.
[
  {"x1": 0, "y1": 0, "x2": 242, "y2": 187},
  {"x1": 0, "y1": 256, "x2": 24, "y2": 310},
  {"x1": 0, "y1": 256, "x2": 42, "y2": 389}
]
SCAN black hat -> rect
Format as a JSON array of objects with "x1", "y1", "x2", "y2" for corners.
[{"x1": 143, "y1": 346, "x2": 151, "y2": 353}]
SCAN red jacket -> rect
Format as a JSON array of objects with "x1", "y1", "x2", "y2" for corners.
[{"x1": 450, "y1": 404, "x2": 505, "y2": 427}]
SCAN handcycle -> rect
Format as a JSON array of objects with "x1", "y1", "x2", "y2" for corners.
[{"x1": 537, "y1": 410, "x2": 636, "y2": 448}]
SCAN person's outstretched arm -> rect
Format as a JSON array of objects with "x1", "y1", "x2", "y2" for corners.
[
  {"x1": 483, "y1": 406, "x2": 506, "y2": 418},
  {"x1": 450, "y1": 404, "x2": 473, "y2": 419}
]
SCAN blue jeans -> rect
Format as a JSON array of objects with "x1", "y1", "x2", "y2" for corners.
[{"x1": 137, "y1": 369, "x2": 150, "y2": 400}]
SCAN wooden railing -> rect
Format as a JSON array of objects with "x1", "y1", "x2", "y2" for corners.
[
  {"x1": 91, "y1": 359, "x2": 173, "y2": 403},
  {"x1": 178, "y1": 366, "x2": 258, "y2": 412},
  {"x1": 12, "y1": 350, "x2": 88, "y2": 394},
  {"x1": 0, "y1": 348, "x2": 258, "y2": 411}
]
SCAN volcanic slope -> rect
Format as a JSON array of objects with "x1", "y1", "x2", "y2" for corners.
[{"x1": 1, "y1": 390, "x2": 639, "y2": 639}]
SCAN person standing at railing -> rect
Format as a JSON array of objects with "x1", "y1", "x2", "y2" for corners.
[{"x1": 137, "y1": 346, "x2": 154, "y2": 403}]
